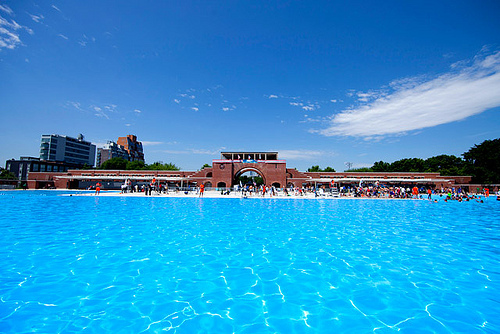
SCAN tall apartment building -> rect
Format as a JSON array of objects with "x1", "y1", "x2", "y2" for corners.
[
  {"x1": 40, "y1": 134, "x2": 96, "y2": 167},
  {"x1": 96, "y1": 141, "x2": 130, "y2": 167},
  {"x1": 117, "y1": 135, "x2": 144, "y2": 162}
]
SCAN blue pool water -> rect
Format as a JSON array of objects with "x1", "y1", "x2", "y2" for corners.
[{"x1": 0, "y1": 191, "x2": 499, "y2": 333}]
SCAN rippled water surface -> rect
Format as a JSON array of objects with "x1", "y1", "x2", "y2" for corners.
[{"x1": 0, "y1": 191, "x2": 499, "y2": 333}]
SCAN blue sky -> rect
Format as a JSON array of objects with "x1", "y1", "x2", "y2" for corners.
[{"x1": 1, "y1": 1, "x2": 500, "y2": 171}]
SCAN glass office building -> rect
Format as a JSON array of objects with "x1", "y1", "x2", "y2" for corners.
[{"x1": 40, "y1": 134, "x2": 96, "y2": 167}]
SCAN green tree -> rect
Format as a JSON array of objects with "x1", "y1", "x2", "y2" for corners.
[
  {"x1": 348, "y1": 167, "x2": 372, "y2": 172},
  {"x1": 463, "y1": 138, "x2": 500, "y2": 183},
  {"x1": 100, "y1": 157, "x2": 128, "y2": 170},
  {"x1": 145, "y1": 162, "x2": 180, "y2": 171},
  {"x1": 390, "y1": 158, "x2": 425, "y2": 172},
  {"x1": 322, "y1": 166, "x2": 336, "y2": 172},
  {"x1": 235, "y1": 175, "x2": 264, "y2": 186},
  {"x1": 0, "y1": 168, "x2": 16, "y2": 180},
  {"x1": 307, "y1": 165, "x2": 321, "y2": 172},
  {"x1": 424, "y1": 155, "x2": 466, "y2": 176},
  {"x1": 201, "y1": 163, "x2": 211, "y2": 170},
  {"x1": 371, "y1": 161, "x2": 391, "y2": 172},
  {"x1": 81, "y1": 163, "x2": 93, "y2": 170},
  {"x1": 126, "y1": 160, "x2": 146, "y2": 170}
]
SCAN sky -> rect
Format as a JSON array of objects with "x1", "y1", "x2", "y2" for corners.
[{"x1": 1, "y1": 1, "x2": 500, "y2": 172}]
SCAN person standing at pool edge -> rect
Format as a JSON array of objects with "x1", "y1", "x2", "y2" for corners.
[
  {"x1": 95, "y1": 182, "x2": 101, "y2": 195},
  {"x1": 199, "y1": 183, "x2": 204, "y2": 197}
]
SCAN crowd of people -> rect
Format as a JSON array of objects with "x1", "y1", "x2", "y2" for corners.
[{"x1": 94, "y1": 179, "x2": 496, "y2": 202}]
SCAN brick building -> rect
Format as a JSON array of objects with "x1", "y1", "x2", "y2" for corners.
[
  {"x1": 117, "y1": 135, "x2": 144, "y2": 162},
  {"x1": 97, "y1": 141, "x2": 130, "y2": 167},
  {"x1": 27, "y1": 151, "x2": 475, "y2": 191}
]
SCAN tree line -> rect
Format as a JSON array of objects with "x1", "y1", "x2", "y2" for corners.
[
  {"x1": 2, "y1": 138, "x2": 498, "y2": 183},
  {"x1": 347, "y1": 138, "x2": 499, "y2": 184},
  {"x1": 99, "y1": 157, "x2": 180, "y2": 171}
]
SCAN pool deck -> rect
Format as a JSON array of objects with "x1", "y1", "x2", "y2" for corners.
[{"x1": 70, "y1": 190, "x2": 409, "y2": 200}]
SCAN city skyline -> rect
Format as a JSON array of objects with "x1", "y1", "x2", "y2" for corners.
[{"x1": 1, "y1": 1, "x2": 500, "y2": 171}]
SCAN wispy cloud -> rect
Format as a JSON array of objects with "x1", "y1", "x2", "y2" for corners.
[
  {"x1": 142, "y1": 141, "x2": 163, "y2": 146},
  {"x1": 191, "y1": 107, "x2": 199, "y2": 111},
  {"x1": 58, "y1": 34, "x2": 68, "y2": 40},
  {"x1": 158, "y1": 148, "x2": 223, "y2": 155},
  {"x1": 279, "y1": 150, "x2": 334, "y2": 160},
  {"x1": 91, "y1": 105, "x2": 109, "y2": 119},
  {"x1": 67, "y1": 101, "x2": 84, "y2": 111},
  {"x1": 0, "y1": 5, "x2": 13, "y2": 15},
  {"x1": 134, "y1": 109, "x2": 142, "y2": 113},
  {"x1": 67, "y1": 101, "x2": 117, "y2": 120},
  {"x1": 317, "y1": 50, "x2": 500, "y2": 138},
  {"x1": 268, "y1": 94, "x2": 279, "y2": 99},
  {"x1": 28, "y1": 13, "x2": 44, "y2": 23},
  {"x1": 0, "y1": 8, "x2": 33, "y2": 50},
  {"x1": 51, "y1": 5, "x2": 61, "y2": 12},
  {"x1": 173, "y1": 99, "x2": 180, "y2": 104}
]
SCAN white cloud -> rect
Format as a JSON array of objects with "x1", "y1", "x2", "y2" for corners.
[
  {"x1": 67, "y1": 101, "x2": 83, "y2": 111},
  {"x1": 0, "y1": 5, "x2": 13, "y2": 15},
  {"x1": 191, "y1": 107, "x2": 199, "y2": 111},
  {"x1": 158, "y1": 148, "x2": 224, "y2": 156},
  {"x1": 28, "y1": 13, "x2": 44, "y2": 23},
  {"x1": 58, "y1": 34, "x2": 68, "y2": 40},
  {"x1": 134, "y1": 109, "x2": 142, "y2": 113},
  {"x1": 330, "y1": 99, "x2": 337, "y2": 103},
  {"x1": 290, "y1": 102, "x2": 303, "y2": 106},
  {"x1": 279, "y1": 150, "x2": 333, "y2": 160},
  {"x1": 222, "y1": 107, "x2": 230, "y2": 112},
  {"x1": 302, "y1": 106, "x2": 314, "y2": 111},
  {"x1": 174, "y1": 99, "x2": 180, "y2": 104},
  {"x1": 318, "y1": 50, "x2": 500, "y2": 138},
  {"x1": 0, "y1": 11, "x2": 32, "y2": 50},
  {"x1": 51, "y1": 5, "x2": 61, "y2": 12},
  {"x1": 91, "y1": 105, "x2": 110, "y2": 119},
  {"x1": 125, "y1": 123, "x2": 131, "y2": 127},
  {"x1": 104, "y1": 104, "x2": 117, "y2": 111},
  {"x1": 142, "y1": 141, "x2": 163, "y2": 146},
  {"x1": 269, "y1": 94, "x2": 279, "y2": 99}
]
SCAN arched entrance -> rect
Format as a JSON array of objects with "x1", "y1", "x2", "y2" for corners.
[{"x1": 233, "y1": 167, "x2": 266, "y2": 186}]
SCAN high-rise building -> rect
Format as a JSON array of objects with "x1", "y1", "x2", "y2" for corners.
[
  {"x1": 40, "y1": 134, "x2": 96, "y2": 167},
  {"x1": 117, "y1": 135, "x2": 144, "y2": 162},
  {"x1": 97, "y1": 141, "x2": 130, "y2": 167}
]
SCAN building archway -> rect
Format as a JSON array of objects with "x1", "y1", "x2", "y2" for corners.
[
  {"x1": 233, "y1": 167, "x2": 266, "y2": 186},
  {"x1": 217, "y1": 182, "x2": 226, "y2": 188}
]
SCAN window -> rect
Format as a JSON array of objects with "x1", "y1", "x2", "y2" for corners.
[
  {"x1": 41, "y1": 165, "x2": 46, "y2": 172},
  {"x1": 32, "y1": 164, "x2": 39, "y2": 172}
]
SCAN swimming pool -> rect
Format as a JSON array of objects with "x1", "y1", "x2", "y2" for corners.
[{"x1": 0, "y1": 191, "x2": 498, "y2": 333}]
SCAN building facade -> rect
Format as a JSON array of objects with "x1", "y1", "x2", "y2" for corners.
[
  {"x1": 27, "y1": 151, "x2": 476, "y2": 191},
  {"x1": 40, "y1": 134, "x2": 96, "y2": 167},
  {"x1": 6, "y1": 157, "x2": 80, "y2": 186},
  {"x1": 97, "y1": 141, "x2": 130, "y2": 167},
  {"x1": 117, "y1": 135, "x2": 144, "y2": 162}
]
